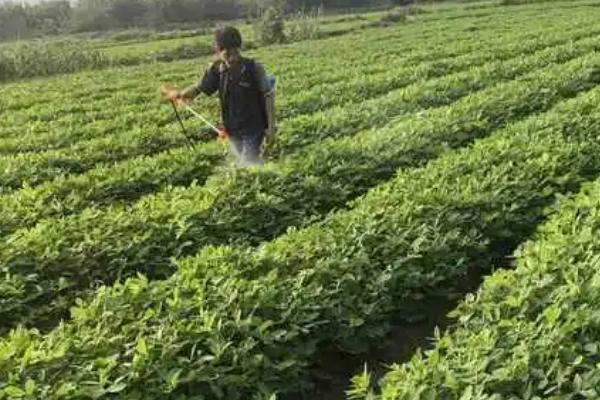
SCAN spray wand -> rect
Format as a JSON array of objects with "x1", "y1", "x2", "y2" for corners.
[{"x1": 161, "y1": 86, "x2": 229, "y2": 145}]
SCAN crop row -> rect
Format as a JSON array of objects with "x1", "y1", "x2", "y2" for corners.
[
  {"x1": 0, "y1": 3, "x2": 591, "y2": 144},
  {"x1": 0, "y1": 11, "x2": 481, "y2": 119},
  {"x1": 3, "y1": 62, "x2": 600, "y2": 399},
  {"x1": 3, "y1": 50, "x2": 600, "y2": 334},
  {"x1": 2, "y1": 23, "x2": 600, "y2": 195},
  {"x1": 0, "y1": 15, "x2": 540, "y2": 153},
  {"x1": 273, "y1": 19, "x2": 600, "y2": 121},
  {"x1": 0, "y1": 18, "x2": 550, "y2": 155},
  {"x1": 271, "y1": 32, "x2": 600, "y2": 155},
  {"x1": 0, "y1": 5, "x2": 573, "y2": 150},
  {"x1": 364, "y1": 170, "x2": 600, "y2": 399},
  {"x1": 2, "y1": 31, "x2": 598, "y2": 234},
  {"x1": 1, "y1": 32, "x2": 599, "y2": 238},
  {"x1": 0, "y1": 29, "x2": 580, "y2": 192}
]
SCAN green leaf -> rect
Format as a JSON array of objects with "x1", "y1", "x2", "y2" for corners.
[
  {"x1": 136, "y1": 337, "x2": 148, "y2": 356},
  {"x1": 24, "y1": 379, "x2": 35, "y2": 396},
  {"x1": 55, "y1": 383, "x2": 76, "y2": 397},
  {"x1": 543, "y1": 305, "x2": 561, "y2": 325},
  {"x1": 584, "y1": 343, "x2": 598, "y2": 354},
  {"x1": 3, "y1": 386, "x2": 25, "y2": 398},
  {"x1": 107, "y1": 382, "x2": 128, "y2": 394},
  {"x1": 349, "y1": 316, "x2": 365, "y2": 327},
  {"x1": 166, "y1": 368, "x2": 183, "y2": 389}
]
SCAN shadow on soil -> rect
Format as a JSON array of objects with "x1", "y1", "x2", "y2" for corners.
[{"x1": 289, "y1": 257, "x2": 512, "y2": 400}]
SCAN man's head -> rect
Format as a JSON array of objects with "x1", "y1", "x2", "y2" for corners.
[{"x1": 214, "y1": 26, "x2": 242, "y2": 52}]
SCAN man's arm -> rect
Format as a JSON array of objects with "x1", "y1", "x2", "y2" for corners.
[
  {"x1": 162, "y1": 83, "x2": 202, "y2": 104},
  {"x1": 195, "y1": 63, "x2": 220, "y2": 97},
  {"x1": 165, "y1": 63, "x2": 220, "y2": 103}
]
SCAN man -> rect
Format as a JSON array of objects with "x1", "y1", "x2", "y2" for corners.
[{"x1": 164, "y1": 26, "x2": 276, "y2": 167}]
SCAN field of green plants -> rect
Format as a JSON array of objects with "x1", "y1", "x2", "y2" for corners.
[
  {"x1": 3, "y1": 0, "x2": 600, "y2": 398},
  {"x1": 0, "y1": 9, "x2": 380, "y2": 83}
]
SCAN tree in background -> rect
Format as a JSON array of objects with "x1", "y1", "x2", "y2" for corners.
[
  {"x1": 0, "y1": 0, "x2": 385, "y2": 41},
  {"x1": 70, "y1": 0, "x2": 114, "y2": 32},
  {"x1": 26, "y1": 0, "x2": 71, "y2": 34},
  {"x1": 108, "y1": 0, "x2": 148, "y2": 27},
  {"x1": 254, "y1": 5, "x2": 286, "y2": 44},
  {"x1": 0, "y1": 4, "x2": 29, "y2": 40}
]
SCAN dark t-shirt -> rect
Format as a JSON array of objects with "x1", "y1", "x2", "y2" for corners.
[
  {"x1": 197, "y1": 63, "x2": 219, "y2": 96},
  {"x1": 197, "y1": 59, "x2": 270, "y2": 133}
]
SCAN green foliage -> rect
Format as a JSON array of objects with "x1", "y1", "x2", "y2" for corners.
[
  {"x1": 499, "y1": 0, "x2": 560, "y2": 4},
  {"x1": 370, "y1": 154, "x2": 600, "y2": 399},
  {"x1": 347, "y1": 367, "x2": 375, "y2": 400},
  {"x1": 4, "y1": 30, "x2": 600, "y2": 333},
  {"x1": 254, "y1": 6, "x2": 287, "y2": 45},
  {"x1": 2, "y1": 3, "x2": 600, "y2": 399},
  {"x1": 377, "y1": 6, "x2": 422, "y2": 26},
  {"x1": 379, "y1": 8, "x2": 408, "y2": 24},
  {"x1": 4, "y1": 60, "x2": 600, "y2": 399},
  {"x1": 0, "y1": 40, "x2": 108, "y2": 82},
  {"x1": 286, "y1": 8, "x2": 322, "y2": 41},
  {"x1": 149, "y1": 41, "x2": 212, "y2": 62}
]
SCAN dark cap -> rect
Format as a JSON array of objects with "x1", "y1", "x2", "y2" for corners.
[{"x1": 214, "y1": 26, "x2": 242, "y2": 50}]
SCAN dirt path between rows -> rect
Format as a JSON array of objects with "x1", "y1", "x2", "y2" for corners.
[{"x1": 288, "y1": 260, "x2": 502, "y2": 400}]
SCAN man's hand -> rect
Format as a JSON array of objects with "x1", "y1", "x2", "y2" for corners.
[
  {"x1": 160, "y1": 86, "x2": 200, "y2": 105},
  {"x1": 160, "y1": 86, "x2": 183, "y2": 103},
  {"x1": 160, "y1": 85, "x2": 200, "y2": 104}
]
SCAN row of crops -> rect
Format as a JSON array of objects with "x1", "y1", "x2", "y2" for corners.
[
  {"x1": 3, "y1": 26, "x2": 600, "y2": 232},
  {"x1": 357, "y1": 180, "x2": 600, "y2": 397},
  {"x1": 355, "y1": 94, "x2": 600, "y2": 400},
  {"x1": 3, "y1": 0, "x2": 600, "y2": 398},
  {"x1": 2, "y1": 1, "x2": 600, "y2": 332},
  {"x1": 0, "y1": 6, "x2": 596, "y2": 199}
]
